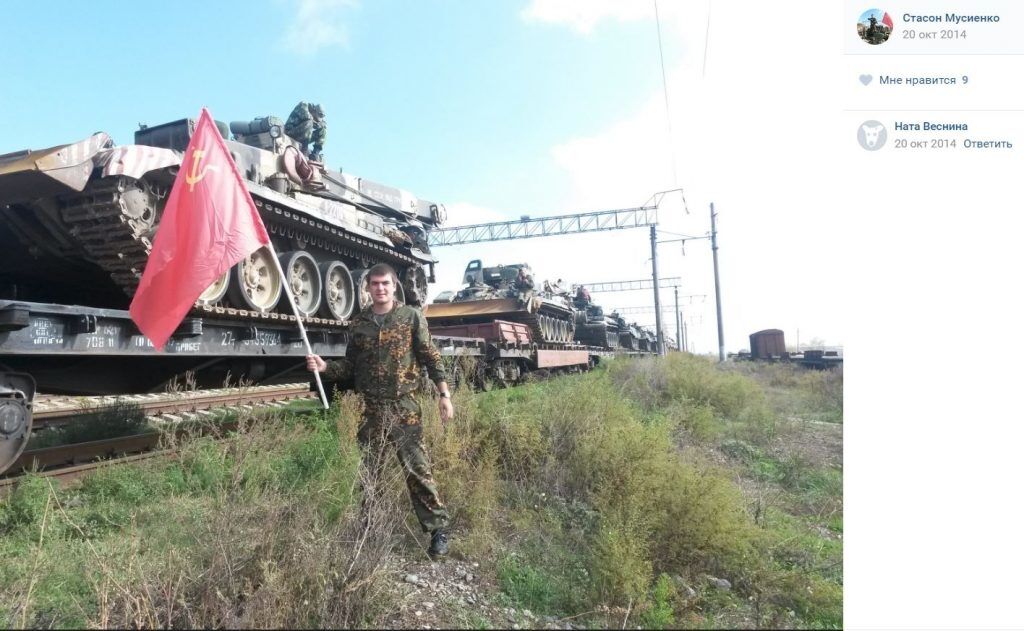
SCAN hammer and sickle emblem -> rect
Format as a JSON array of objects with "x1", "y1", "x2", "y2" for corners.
[{"x1": 185, "y1": 149, "x2": 218, "y2": 192}]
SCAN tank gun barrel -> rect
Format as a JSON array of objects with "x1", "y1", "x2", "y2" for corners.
[{"x1": 320, "y1": 170, "x2": 403, "y2": 219}]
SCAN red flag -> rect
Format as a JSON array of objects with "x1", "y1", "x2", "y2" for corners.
[
  {"x1": 130, "y1": 108, "x2": 270, "y2": 350},
  {"x1": 881, "y1": 12, "x2": 894, "y2": 29}
]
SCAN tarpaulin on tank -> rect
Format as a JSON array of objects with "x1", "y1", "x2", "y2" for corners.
[
  {"x1": 0, "y1": 132, "x2": 113, "y2": 201},
  {"x1": 96, "y1": 145, "x2": 180, "y2": 179},
  {"x1": 423, "y1": 298, "x2": 523, "y2": 319}
]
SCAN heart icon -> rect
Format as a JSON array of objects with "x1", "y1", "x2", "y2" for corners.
[{"x1": 859, "y1": 74, "x2": 873, "y2": 85}]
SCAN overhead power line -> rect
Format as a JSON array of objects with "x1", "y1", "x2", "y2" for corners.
[
  {"x1": 611, "y1": 297, "x2": 706, "y2": 314},
  {"x1": 581, "y1": 277, "x2": 681, "y2": 292},
  {"x1": 653, "y1": 0, "x2": 678, "y2": 188}
]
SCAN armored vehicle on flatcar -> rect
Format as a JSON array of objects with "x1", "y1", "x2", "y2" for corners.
[
  {"x1": 572, "y1": 303, "x2": 623, "y2": 349},
  {"x1": 0, "y1": 110, "x2": 446, "y2": 321},
  {"x1": 424, "y1": 260, "x2": 576, "y2": 344}
]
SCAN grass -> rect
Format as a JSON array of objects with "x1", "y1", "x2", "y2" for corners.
[
  {"x1": 27, "y1": 401, "x2": 149, "y2": 450},
  {"x1": 1, "y1": 353, "x2": 842, "y2": 629}
]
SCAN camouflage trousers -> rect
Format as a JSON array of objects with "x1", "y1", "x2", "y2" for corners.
[{"x1": 358, "y1": 395, "x2": 450, "y2": 533}]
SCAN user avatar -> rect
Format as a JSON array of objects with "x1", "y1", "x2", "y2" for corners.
[
  {"x1": 857, "y1": 120, "x2": 887, "y2": 151},
  {"x1": 857, "y1": 9, "x2": 893, "y2": 45}
]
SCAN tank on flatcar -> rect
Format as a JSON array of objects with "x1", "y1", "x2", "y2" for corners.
[
  {"x1": 572, "y1": 303, "x2": 622, "y2": 349},
  {"x1": 0, "y1": 110, "x2": 446, "y2": 321},
  {"x1": 423, "y1": 260, "x2": 576, "y2": 344}
]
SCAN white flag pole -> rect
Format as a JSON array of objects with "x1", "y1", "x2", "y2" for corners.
[{"x1": 264, "y1": 242, "x2": 330, "y2": 410}]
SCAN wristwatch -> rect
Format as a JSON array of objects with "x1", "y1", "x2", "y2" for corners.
[{"x1": 439, "y1": 392, "x2": 451, "y2": 398}]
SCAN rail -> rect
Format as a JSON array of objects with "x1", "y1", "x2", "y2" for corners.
[{"x1": 2, "y1": 384, "x2": 314, "y2": 484}]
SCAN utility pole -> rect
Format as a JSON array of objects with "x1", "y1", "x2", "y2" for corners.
[
  {"x1": 711, "y1": 202, "x2": 725, "y2": 362},
  {"x1": 674, "y1": 286, "x2": 682, "y2": 352},
  {"x1": 651, "y1": 225, "x2": 666, "y2": 356}
]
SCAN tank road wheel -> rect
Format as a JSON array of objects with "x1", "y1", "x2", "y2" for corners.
[
  {"x1": 351, "y1": 268, "x2": 372, "y2": 311},
  {"x1": 489, "y1": 360, "x2": 518, "y2": 389},
  {"x1": 402, "y1": 266, "x2": 429, "y2": 306},
  {"x1": 474, "y1": 360, "x2": 493, "y2": 392},
  {"x1": 119, "y1": 177, "x2": 161, "y2": 239},
  {"x1": 353, "y1": 267, "x2": 405, "y2": 310},
  {"x1": 229, "y1": 246, "x2": 283, "y2": 313},
  {"x1": 318, "y1": 261, "x2": 356, "y2": 320},
  {"x1": 490, "y1": 364, "x2": 508, "y2": 389},
  {"x1": 197, "y1": 271, "x2": 230, "y2": 306},
  {"x1": 279, "y1": 251, "x2": 322, "y2": 317},
  {"x1": 0, "y1": 373, "x2": 36, "y2": 475}
]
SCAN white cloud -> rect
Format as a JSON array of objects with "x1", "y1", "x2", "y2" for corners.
[
  {"x1": 487, "y1": 1, "x2": 846, "y2": 354},
  {"x1": 521, "y1": 0, "x2": 651, "y2": 33},
  {"x1": 279, "y1": 0, "x2": 358, "y2": 56},
  {"x1": 441, "y1": 201, "x2": 508, "y2": 227}
]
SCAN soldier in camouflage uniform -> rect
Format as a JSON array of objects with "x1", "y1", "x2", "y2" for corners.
[
  {"x1": 285, "y1": 101, "x2": 327, "y2": 162},
  {"x1": 513, "y1": 266, "x2": 534, "y2": 302},
  {"x1": 307, "y1": 263, "x2": 453, "y2": 556}
]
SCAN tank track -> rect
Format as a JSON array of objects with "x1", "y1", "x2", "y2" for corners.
[
  {"x1": 517, "y1": 307, "x2": 577, "y2": 345},
  {"x1": 59, "y1": 177, "x2": 164, "y2": 292},
  {"x1": 58, "y1": 175, "x2": 424, "y2": 326}
]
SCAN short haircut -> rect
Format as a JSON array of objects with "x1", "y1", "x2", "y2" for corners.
[{"x1": 366, "y1": 263, "x2": 399, "y2": 286}]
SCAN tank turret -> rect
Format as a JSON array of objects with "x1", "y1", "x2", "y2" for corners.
[
  {"x1": 424, "y1": 260, "x2": 577, "y2": 344},
  {"x1": 0, "y1": 106, "x2": 446, "y2": 322}
]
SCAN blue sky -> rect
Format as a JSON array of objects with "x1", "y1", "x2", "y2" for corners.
[
  {"x1": 0, "y1": 1, "x2": 846, "y2": 354},
  {"x1": 1, "y1": 0, "x2": 674, "y2": 214}
]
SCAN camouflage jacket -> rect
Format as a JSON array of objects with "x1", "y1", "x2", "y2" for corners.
[
  {"x1": 286, "y1": 102, "x2": 319, "y2": 126},
  {"x1": 285, "y1": 103, "x2": 326, "y2": 138},
  {"x1": 324, "y1": 304, "x2": 446, "y2": 400}
]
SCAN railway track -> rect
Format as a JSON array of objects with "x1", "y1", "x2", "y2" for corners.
[
  {"x1": 1, "y1": 383, "x2": 315, "y2": 487},
  {"x1": 32, "y1": 383, "x2": 315, "y2": 429}
]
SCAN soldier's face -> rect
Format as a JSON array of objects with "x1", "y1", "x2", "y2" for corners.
[{"x1": 368, "y1": 274, "x2": 396, "y2": 306}]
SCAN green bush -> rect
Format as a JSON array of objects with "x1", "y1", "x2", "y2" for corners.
[
  {"x1": 650, "y1": 460, "x2": 760, "y2": 573},
  {"x1": 640, "y1": 573, "x2": 678, "y2": 629},
  {"x1": 0, "y1": 475, "x2": 51, "y2": 534},
  {"x1": 497, "y1": 555, "x2": 565, "y2": 614},
  {"x1": 609, "y1": 354, "x2": 764, "y2": 418},
  {"x1": 466, "y1": 361, "x2": 771, "y2": 616},
  {"x1": 589, "y1": 517, "x2": 653, "y2": 605},
  {"x1": 0, "y1": 354, "x2": 841, "y2": 629},
  {"x1": 28, "y1": 401, "x2": 148, "y2": 449},
  {"x1": 77, "y1": 463, "x2": 168, "y2": 505}
]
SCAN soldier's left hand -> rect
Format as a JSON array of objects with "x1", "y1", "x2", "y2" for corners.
[{"x1": 438, "y1": 397, "x2": 454, "y2": 423}]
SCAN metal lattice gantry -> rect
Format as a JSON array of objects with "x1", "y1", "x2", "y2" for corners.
[
  {"x1": 578, "y1": 277, "x2": 681, "y2": 292},
  {"x1": 427, "y1": 205, "x2": 658, "y2": 247}
]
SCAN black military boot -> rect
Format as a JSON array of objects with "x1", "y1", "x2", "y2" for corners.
[{"x1": 428, "y1": 529, "x2": 449, "y2": 558}]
